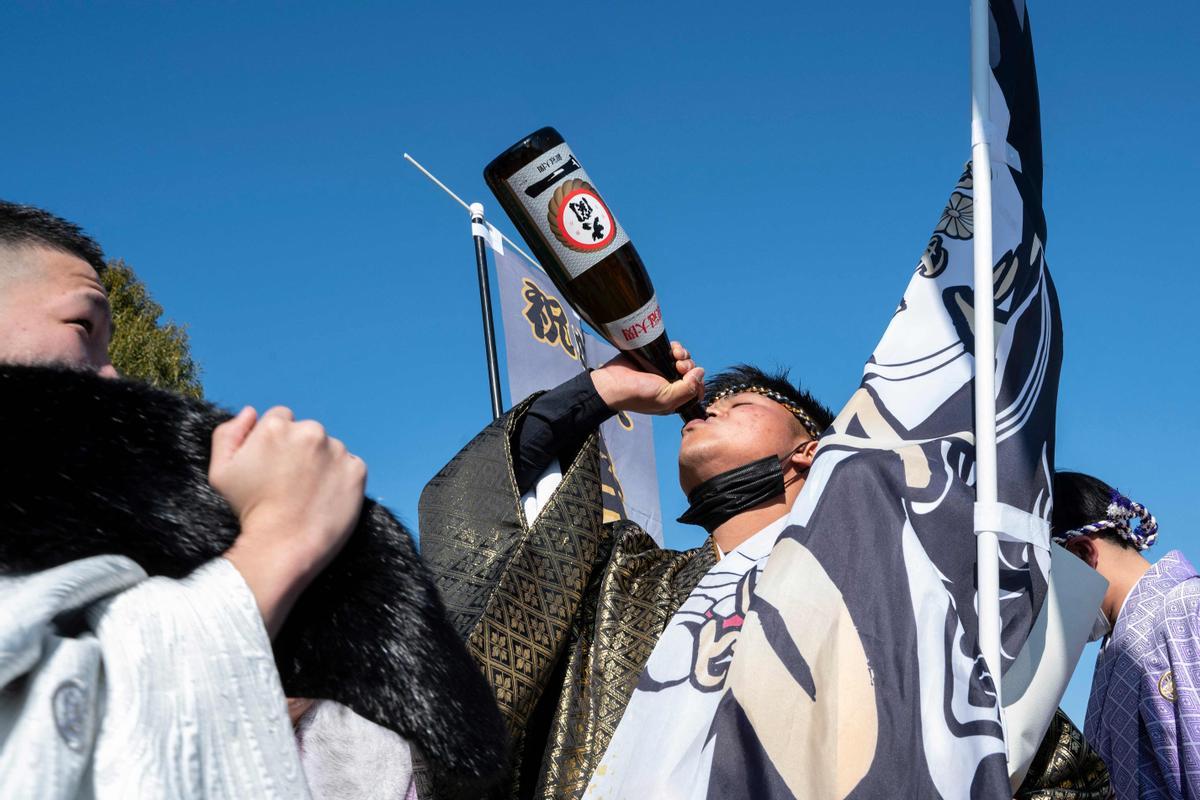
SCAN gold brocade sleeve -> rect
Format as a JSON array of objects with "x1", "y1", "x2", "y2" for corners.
[
  {"x1": 532, "y1": 523, "x2": 715, "y2": 800},
  {"x1": 418, "y1": 394, "x2": 611, "y2": 735},
  {"x1": 419, "y1": 398, "x2": 716, "y2": 799},
  {"x1": 1014, "y1": 709, "x2": 1110, "y2": 799}
]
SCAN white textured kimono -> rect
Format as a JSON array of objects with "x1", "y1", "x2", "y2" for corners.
[{"x1": 0, "y1": 555, "x2": 311, "y2": 799}]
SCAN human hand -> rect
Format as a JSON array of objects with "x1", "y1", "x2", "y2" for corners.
[
  {"x1": 209, "y1": 406, "x2": 367, "y2": 637},
  {"x1": 590, "y1": 341, "x2": 704, "y2": 415}
]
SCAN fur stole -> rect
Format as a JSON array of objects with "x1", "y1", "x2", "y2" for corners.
[{"x1": 0, "y1": 364, "x2": 506, "y2": 795}]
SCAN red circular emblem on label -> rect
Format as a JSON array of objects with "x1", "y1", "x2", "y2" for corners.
[{"x1": 548, "y1": 179, "x2": 616, "y2": 252}]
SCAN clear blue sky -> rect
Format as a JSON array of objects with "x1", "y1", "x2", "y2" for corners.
[{"x1": 5, "y1": 2, "x2": 1196, "y2": 726}]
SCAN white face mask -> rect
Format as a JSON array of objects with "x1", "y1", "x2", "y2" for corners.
[{"x1": 1088, "y1": 608, "x2": 1112, "y2": 643}]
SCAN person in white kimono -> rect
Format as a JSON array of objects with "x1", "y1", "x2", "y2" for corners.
[{"x1": 0, "y1": 200, "x2": 374, "y2": 799}]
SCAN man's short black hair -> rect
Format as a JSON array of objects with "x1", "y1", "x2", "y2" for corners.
[
  {"x1": 1052, "y1": 471, "x2": 1136, "y2": 550},
  {"x1": 0, "y1": 200, "x2": 106, "y2": 275},
  {"x1": 705, "y1": 364, "x2": 835, "y2": 438}
]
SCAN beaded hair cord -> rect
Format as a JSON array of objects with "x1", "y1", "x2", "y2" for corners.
[
  {"x1": 1052, "y1": 489, "x2": 1159, "y2": 551},
  {"x1": 705, "y1": 384, "x2": 823, "y2": 439}
]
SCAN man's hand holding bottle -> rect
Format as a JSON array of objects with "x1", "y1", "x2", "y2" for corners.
[{"x1": 591, "y1": 340, "x2": 704, "y2": 415}]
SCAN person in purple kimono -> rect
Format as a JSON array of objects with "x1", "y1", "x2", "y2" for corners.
[{"x1": 1053, "y1": 470, "x2": 1199, "y2": 799}]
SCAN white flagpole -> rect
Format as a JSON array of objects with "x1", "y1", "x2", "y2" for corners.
[
  {"x1": 402, "y1": 152, "x2": 545, "y2": 273},
  {"x1": 970, "y1": 0, "x2": 1004, "y2": 730},
  {"x1": 403, "y1": 152, "x2": 561, "y2": 418}
]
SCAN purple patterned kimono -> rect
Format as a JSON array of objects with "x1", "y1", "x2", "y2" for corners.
[{"x1": 1086, "y1": 550, "x2": 1200, "y2": 799}]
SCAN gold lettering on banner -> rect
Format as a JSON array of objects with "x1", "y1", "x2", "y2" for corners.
[
  {"x1": 599, "y1": 447, "x2": 627, "y2": 525},
  {"x1": 521, "y1": 278, "x2": 580, "y2": 361}
]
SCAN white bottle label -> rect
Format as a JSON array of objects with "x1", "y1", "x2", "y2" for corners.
[
  {"x1": 601, "y1": 294, "x2": 665, "y2": 351},
  {"x1": 505, "y1": 142, "x2": 630, "y2": 279}
]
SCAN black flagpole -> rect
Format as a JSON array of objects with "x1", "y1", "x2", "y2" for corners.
[{"x1": 469, "y1": 202, "x2": 503, "y2": 420}]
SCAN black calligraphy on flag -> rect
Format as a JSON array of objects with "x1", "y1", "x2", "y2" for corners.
[{"x1": 709, "y1": 2, "x2": 1059, "y2": 798}]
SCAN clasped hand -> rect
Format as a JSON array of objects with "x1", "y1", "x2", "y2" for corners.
[{"x1": 209, "y1": 406, "x2": 366, "y2": 638}]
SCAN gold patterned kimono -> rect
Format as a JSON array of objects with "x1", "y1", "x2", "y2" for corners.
[
  {"x1": 1015, "y1": 709, "x2": 1111, "y2": 800},
  {"x1": 419, "y1": 397, "x2": 715, "y2": 799},
  {"x1": 418, "y1": 399, "x2": 1109, "y2": 800}
]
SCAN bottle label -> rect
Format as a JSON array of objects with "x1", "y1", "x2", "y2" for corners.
[
  {"x1": 506, "y1": 142, "x2": 631, "y2": 279},
  {"x1": 601, "y1": 294, "x2": 665, "y2": 351}
]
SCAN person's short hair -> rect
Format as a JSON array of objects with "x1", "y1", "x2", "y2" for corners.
[
  {"x1": 1053, "y1": 471, "x2": 1149, "y2": 551},
  {"x1": 704, "y1": 364, "x2": 835, "y2": 439},
  {"x1": 0, "y1": 200, "x2": 106, "y2": 275}
]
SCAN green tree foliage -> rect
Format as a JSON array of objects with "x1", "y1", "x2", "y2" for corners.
[{"x1": 101, "y1": 259, "x2": 203, "y2": 398}]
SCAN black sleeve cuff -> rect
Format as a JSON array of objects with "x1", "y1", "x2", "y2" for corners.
[{"x1": 511, "y1": 371, "x2": 616, "y2": 494}]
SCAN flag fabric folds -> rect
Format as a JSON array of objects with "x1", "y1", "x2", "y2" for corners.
[
  {"x1": 588, "y1": 1, "x2": 1060, "y2": 797},
  {"x1": 712, "y1": 2, "x2": 1057, "y2": 797},
  {"x1": 491, "y1": 241, "x2": 665, "y2": 544}
]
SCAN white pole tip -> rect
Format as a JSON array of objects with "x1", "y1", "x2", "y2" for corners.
[{"x1": 469, "y1": 202, "x2": 485, "y2": 218}]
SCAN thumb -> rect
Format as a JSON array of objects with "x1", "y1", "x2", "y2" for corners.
[
  {"x1": 686, "y1": 367, "x2": 706, "y2": 404},
  {"x1": 661, "y1": 367, "x2": 705, "y2": 409},
  {"x1": 211, "y1": 406, "x2": 258, "y2": 465}
]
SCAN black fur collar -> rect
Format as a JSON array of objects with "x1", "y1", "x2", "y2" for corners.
[{"x1": 0, "y1": 364, "x2": 506, "y2": 794}]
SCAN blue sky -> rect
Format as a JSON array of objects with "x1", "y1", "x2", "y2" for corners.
[{"x1": 5, "y1": 2, "x2": 1196, "y2": 726}]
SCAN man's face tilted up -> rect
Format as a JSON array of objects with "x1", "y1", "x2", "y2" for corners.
[
  {"x1": 0, "y1": 243, "x2": 115, "y2": 374},
  {"x1": 677, "y1": 391, "x2": 813, "y2": 495}
]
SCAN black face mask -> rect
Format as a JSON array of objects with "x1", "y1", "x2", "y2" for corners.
[{"x1": 677, "y1": 454, "x2": 792, "y2": 533}]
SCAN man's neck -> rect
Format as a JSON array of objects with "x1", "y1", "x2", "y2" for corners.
[
  {"x1": 711, "y1": 497, "x2": 791, "y2": 555},
  {"x1": 1102, "y1": 552, "x2": 1153, "y2": 626}
]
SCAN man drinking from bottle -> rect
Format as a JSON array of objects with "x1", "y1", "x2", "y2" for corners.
[
  {"x1": 419, "y1": 345, "x2": 820, "y2": 798},
  {"x1": 418, "y1": 347, "x2": 1103, "y2": 799}
]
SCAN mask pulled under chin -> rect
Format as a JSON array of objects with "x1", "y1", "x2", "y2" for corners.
[{"x1": 676, "y1": 455, "x2": 787, "y2": 533}]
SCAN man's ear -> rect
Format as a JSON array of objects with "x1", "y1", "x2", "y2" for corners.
[
  {"x1": 788, "y1": 438, "x2": 819, "y2": 472},
  {"x1": 1065, "y1": 536, "x2": 1101, "y2": 570}
]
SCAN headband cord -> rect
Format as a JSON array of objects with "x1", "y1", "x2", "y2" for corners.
[
  {"x1": 1052, "y1": 489, "x2": 1159, "y2": 551},
  {"x1": 705, "y1": 384, "x2": 822, "y2": 439}
]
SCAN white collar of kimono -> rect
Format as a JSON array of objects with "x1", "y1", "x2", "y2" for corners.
[{"x1": 715, "y1": 514, "x2": 791, "y2": 561}]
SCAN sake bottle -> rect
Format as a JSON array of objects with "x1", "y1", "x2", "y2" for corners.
[{"x1": 484, "y1": 126, "x2": 703, "y2": 421}]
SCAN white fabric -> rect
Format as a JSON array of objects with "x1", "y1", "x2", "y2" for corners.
[
  {"x1": 0, "y1": 555, "x2": 311, "y2": 799},
  {"x1": 586, "y1": 516, "x2": 788, "y2": 799},
  {"x1": 520, "y1": 464, "x2": 563, "y2": 528},
  {"x1": 471, "y1": 221, "x2": 505, "y2": 255},
  {"x1": 1002, "y1": 544, "x2": 1109, "y2": 790},
  {"x1": 297, "y1": 700, "x2": 415, "y2": 800},
  {"x1": 973, "y1": 500, "x2": 1050, "y2": 550}
]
